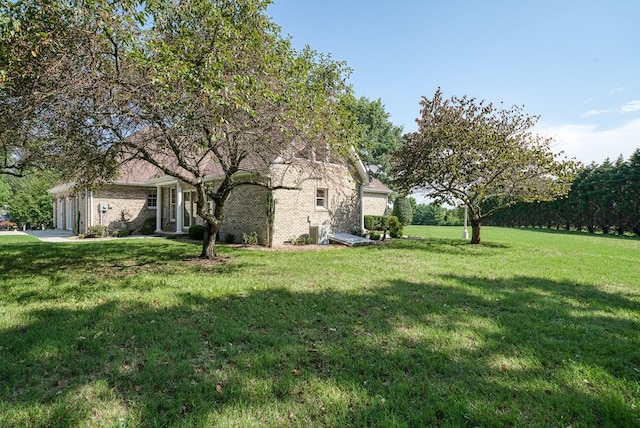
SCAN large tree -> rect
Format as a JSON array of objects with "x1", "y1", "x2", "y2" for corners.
[
  {"x1": 0, "y1": 0, "x2": 136, "y2": 180},
  {"x1": 91, "y1": 0, "x2": 351, "y2": 258},
  {"x1": 342, "y1": 96, "x2": 402, "y2": 182},
  {"x1": 392, "y1": 88, "x2": 578, "y2": 244},
  {"x1": 3, "y1": 0, "x2": 352, "y2": 258}
]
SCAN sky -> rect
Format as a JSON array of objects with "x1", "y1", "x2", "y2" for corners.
[{"x1": 267, "y1": 0, "x2": 640, "y2": 165}]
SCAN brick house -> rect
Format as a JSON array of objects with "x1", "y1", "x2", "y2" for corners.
[{"x1": 48, "y1": 154, "x2": 391, "y2": 246}]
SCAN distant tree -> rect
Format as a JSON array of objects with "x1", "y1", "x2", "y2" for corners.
[
  {"x1": 0, "y1": 176, "x2": 10, "y2": 209},
  {"x1": 392, "y1": 196, "x2": 413, "y2": 225},
  {"x1": 428, "y1": 203, "x2": 447, "y2": 225},
  {"x1": 392, "y1": 88, "x2": 578, "y2": 244},
  {"x1": 343, "y1": 96, "x2": 402, "y2": 182},
  {"x1": 6, "y1": 171, "x2": 57, "y2": 227},
  {"x1": 412, "y1": 202, "x2": 446, "y2": 225},
  {"x1": 407, "y1": 196, "x2": 417, "y2": 213},
  {"x1": 624, "y1": 149, "x2": 640, "y2": 235},
  {"x1": 444, "y1": 206, "x2": 465, "y2": 226}
]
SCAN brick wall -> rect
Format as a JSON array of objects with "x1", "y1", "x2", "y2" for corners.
[
  {"x1": 50, "y1": 161, "x2": 366, "y2": 244},
  {"x1": 363, "y1": 192, "x2": 389, "y2": 216},
  {"x1": 270, "y1": 163, "x2": 361, "y2": 245},
  {"x1": 91, "y1": 185, "x2": 155, "y2": 233},
  {"x1": 219, "y1": 184, "x2": 270, "y2": 244}
]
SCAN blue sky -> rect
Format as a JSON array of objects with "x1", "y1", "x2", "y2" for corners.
[{"x1": 267, "y1": 0, "x2": 640, "y2": 165}]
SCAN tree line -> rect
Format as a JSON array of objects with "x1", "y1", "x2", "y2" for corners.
[{"x1": 487, "y1": 149, "x2": 640, "y2": 235}]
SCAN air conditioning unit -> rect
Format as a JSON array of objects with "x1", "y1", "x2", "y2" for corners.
[{"x1": 309, "y1": 225, "x2": 329, "y2": 245}]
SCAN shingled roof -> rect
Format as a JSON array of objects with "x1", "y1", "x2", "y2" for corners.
[{"x1": 364, "y1": 177, "x2": 392, "y2": 194}]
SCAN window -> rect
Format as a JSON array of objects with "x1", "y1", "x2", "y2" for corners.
[
  {"x1": 183, "y1": 191, "x2": 197, "y2": 228},
  {"x1": 316, "y1": 188, "x2": 328, "y2": 210},
  {"x1": 205, "y1": 195, "x2": 214, "y2": 214},
  {"x1": 169, "y1": 188, "x2": 176, "y2": 221},
  {"x1": 147, "y1": 188, "x2": 157, "y2": 209}
]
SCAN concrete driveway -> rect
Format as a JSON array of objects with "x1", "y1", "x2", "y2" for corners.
[
  {"x1": 0, "y1": 229, "x2": 77, "y2": 242},
  {"x1": 0, "y1": 229, "x2": 163, "y2": 243},
  {"x1": 25, "y1": 229, "x2": 77, "y2": 242}
]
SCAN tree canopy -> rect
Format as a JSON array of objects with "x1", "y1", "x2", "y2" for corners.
[
  {"x1": 343, "y1": 96, "x2": 402, "y2": 183},
  {"x1": 0, "y1": 0, "x2": 139, "y2": 179},
  {"x1": 392, "y1": 88, "x2": 578, "y2": 244}
]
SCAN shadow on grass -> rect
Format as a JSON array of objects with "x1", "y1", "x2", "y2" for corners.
[
  {"x1": 374, "y1": 236, "x2": 510, "y2": 256},
  {"x1": 501, "y1": 226, "x2": 640, "y2": 241},
  {"x1": 0, "y1": 239, "x2": 250, "y2": 304},
  {"x1": 1, "y1": 271, "x2": 638, "y2": 426}
]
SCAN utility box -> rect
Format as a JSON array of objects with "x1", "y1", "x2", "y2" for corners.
[
  {"x1": 309, "y1": 225, "x2": 329, "y2": 245},
  {"x1": 98, "y1": 203, "x2": 108, "y2": 212}
]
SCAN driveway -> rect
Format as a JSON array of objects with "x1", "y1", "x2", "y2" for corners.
[
  {"x1": 0, "y1": 229, "x2": 164, "y2": 243},
  {"x1": 24, "y1": 229, "x2": 77, "y2": 242},
  {"x1": 0, "y1": 229, "x2": 78, "y2": 242},
  {"x1": 1, "y1": 229, "x2": 87, "y2": 242}
]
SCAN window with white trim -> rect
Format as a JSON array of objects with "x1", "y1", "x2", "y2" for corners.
[
  {"x1": 315, "y1": 188, "x2": 328, "y2": 210},
  {"x1": 147, "y1": 188, "x2": 157, "y2": 209},
  {"x1": 205, "y1": 195, "x2": 214, "y2": 214}
]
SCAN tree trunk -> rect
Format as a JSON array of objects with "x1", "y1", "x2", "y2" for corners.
[
  {"x1": 199, "y1": 221, "x2": 218, "y2": 259},
  {"x1": 470, "y1": 218, "x2": 481, "y2": 244}
]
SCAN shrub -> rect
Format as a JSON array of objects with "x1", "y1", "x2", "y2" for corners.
[
  {"x1": 112, "y1": 228, "x2": 129, "y2": 237},
  {"x1": 141, "y1": 216, "x2": 156, "y2": 235},
  {"x1": 392, "y1": 197, "x2": 413, "y2": 226},
  {"x1": 242, "y1": 232, "x2": 259, "y2": 246},
  {"x1": 188, "y1": 224, "x2": 206, "y2": 240},
  {"x1": 291, "y1": 234, "x2": 312, "y2": 245},
  {"x1": 351, "y1": 228, "x2": 364, "y2": 237},
  {"x1": 364, "y1": 215, "x2": 390, "y2": 231},
  {"x1": 364, "y1": 215, "x2": 403, "y2": 239},
  {"x1": 388, "y1": 216, "x2": 403, "y2": 238},
  {"x1": 224, "y1": 233, "x2": 235, "y2": 244},
  {"x1": 86, "y1": 225, "x2": 108, "y2": 238},
  {"x1": 369, "y1": 231, "x2": 381, "y2": 241}
]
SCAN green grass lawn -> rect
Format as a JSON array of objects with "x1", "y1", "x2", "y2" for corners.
[{"x1": 1, "y1": 227, "x2": 639, "y2": 427}]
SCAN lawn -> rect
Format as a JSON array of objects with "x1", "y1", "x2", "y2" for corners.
[{"x1": 1, "y1": 227, "x2": 639, "y2": 427}]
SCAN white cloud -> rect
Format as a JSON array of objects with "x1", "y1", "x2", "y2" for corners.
[
  {"x1": 609, "y1": 87, "x2": 625, "y2": 94},
  {"x1": 582, "y1": 109, "x2": 609, "y2": 118},
  {"x1": 620, "y1": 100, "x2": 640, "y2": 114},
  {"x1": 536, "y1": 118, "x2": 640, "y2": 164}
]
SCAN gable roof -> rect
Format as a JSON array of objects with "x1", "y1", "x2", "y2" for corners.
[{"x1": 363, "y1": 177, "x2": 392, "y2": 195}]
